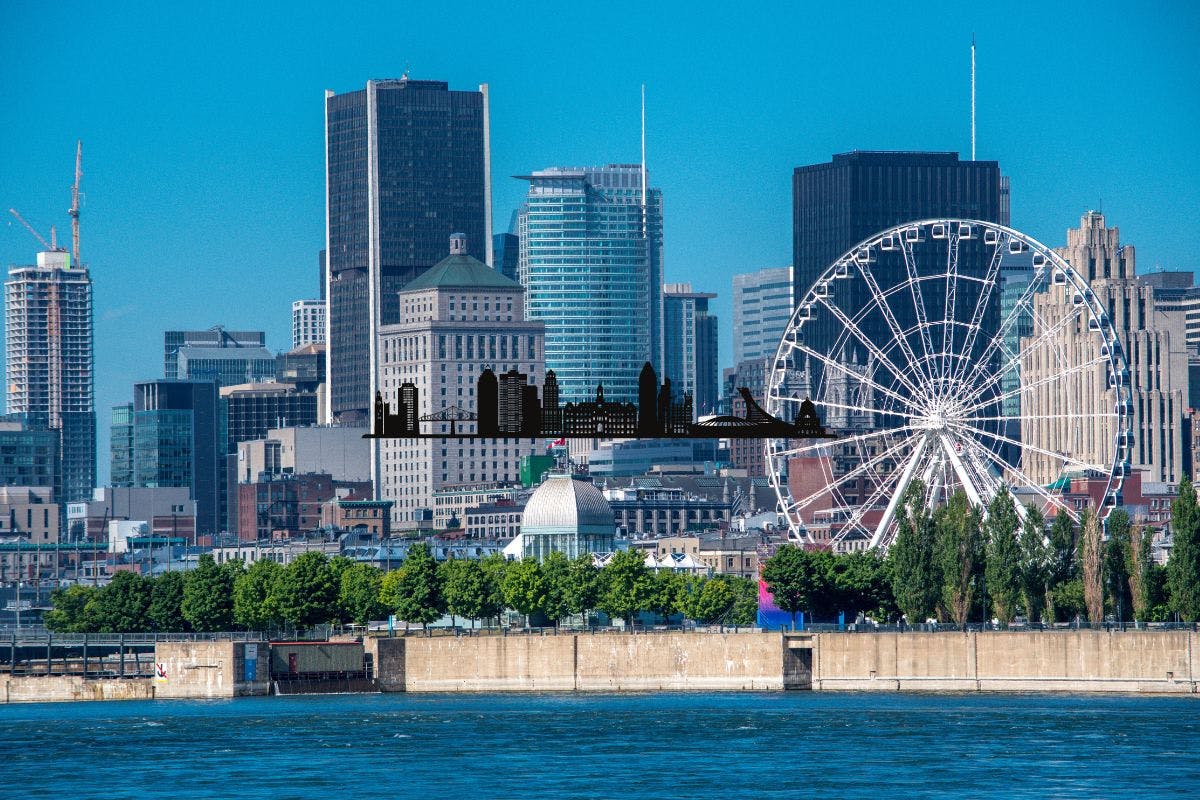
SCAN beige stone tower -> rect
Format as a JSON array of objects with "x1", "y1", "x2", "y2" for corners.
[{"x1": 1030, "y1": 212, "x2": 1186, "y2": 484}]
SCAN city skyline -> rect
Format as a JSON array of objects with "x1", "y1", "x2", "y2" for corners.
[{"x1": 3, "y1": 3, "x2": 1199, "y2": 483}]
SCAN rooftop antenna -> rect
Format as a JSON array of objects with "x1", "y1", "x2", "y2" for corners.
[
  {"x1": 970, "y1": 34, "x2": 976, "y2": 160},
  {"x1": 641, "y1": 84, "x2": 647, "y2": 239}
]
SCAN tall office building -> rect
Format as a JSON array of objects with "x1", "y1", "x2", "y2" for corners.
[
  {"x1": 1022, "y1": 212, "x2": 1187, "y2": 485},
  {"x1": 1143, "y1": 271, "x2": 1200, "y2": 356},
  {"x1": 377, "y1": 236, "x2": 544, "y2": 526},
  {"x1": 792, "y1": 151, "x2": 1002, "y2": 382},
  {"x1": 663, "y1": 283, "x2": 718, "y2": 417},
  {"x1": 493, "y1": 232, "x2": 519, "y2": 283},
  {"x1": 518, "y1": 164, "x2": 663, "y2": 404},
  {"x1": 5, "y1": 249, "x2": 95, "y2": 503},
  {"x1": 111, "y1": 380, "x2": 223, "y2": 536},
  {"x1": 292, "y1": 299, "x2": 326, "y2": 348},
  {"x1": 732, "y1": 266, "x2": 794, "y2": 365},
  {"x1": 164, "y1": 328, "x2": 265, "y2": 379},
  {"x1": 325, "y1": 77, "x2": 492, "y2": 425},
  {"x1": 0, "y1": 415, "x2": 61, "y2": 498}
]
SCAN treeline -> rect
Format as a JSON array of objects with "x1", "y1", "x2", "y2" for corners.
[
  {"x1": 44, "y1": 547, "x2": 759, "y2": 633},
  {"x1": 763, "y1": 480, "x2": 1200, "y2": 626}
]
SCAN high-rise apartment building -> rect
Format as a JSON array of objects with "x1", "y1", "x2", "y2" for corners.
[
  {"x1": 1024, "y1": 212, "x2": 1187, "y2": 485},
  {"x1": 518, "y1": 164, "x2": 663, "y2": 404},
  {"x1": 732, "y1": 266, "x2": 793, "y2": 366},
  {"x1": 663, "y1": 283, "x2": 718, "y2": 417},
  {"x1": 377, "y1": 236, "x2": 544, "y2": 526},
  {"x1": 325, "y1": 78, "x2": 491, "y2": 424},
  {"x1": 164, "y1": 328, "x2": 265, "y2": 379},
  {"x1": 111, "y1": 380, "x2": 223, "y2": 536},
  {"x1": 292, "y1": 299, "x2": 326, "y2": 348},
  {"x1": 792, "y1": 151, "x2": 1002, "y2": 374},
  {"x1": 5, "y1": 249, "x2": 95, "y2": 503}
]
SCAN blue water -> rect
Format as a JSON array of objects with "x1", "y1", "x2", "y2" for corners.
[{"x1": 2, "y1": 692, "x2": 1197, "y2": 798}]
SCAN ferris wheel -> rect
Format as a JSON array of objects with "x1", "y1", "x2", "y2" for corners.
[{"x1": 766, "y1": 219, "x2": 1132, "y2": 550}]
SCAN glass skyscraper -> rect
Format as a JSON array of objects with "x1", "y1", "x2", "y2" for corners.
[
  {"x1": 663, "y1": 283, "x2": 718, "y2": 417},
  {"x1": 325, "y1": 78, "x2": 491, "y2": 424},
  {"x1": 518, "y1": 165, "x2": 663, "y2": 405}
]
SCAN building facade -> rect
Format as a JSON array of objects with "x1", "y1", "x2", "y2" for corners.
[
  {"x1": 292, "y1": 299, "x2": 326, "y2": 348},
  {"x1": 325, "y1": 77, "x2": 491, "y2": 425},
  {"x1": 66, "y1": 486, "x2": 195, "y2": 543},
  {"x1": 0, "y1": 487, "x2": 59, "y2": 544},
  {"x1": 663, "y1": 283, "x2": 718, "y2": 417},
  {"x1": 164, "y1": 328, "x2": 265, "y2": 379},
  {"x1": 732, "y1": 266, "x2": 794, "y2": 365},
  {"x1": 0, "y1": 415, "x2": 61, "y2": 500},
  {"x1": 5, "y1": 249, "x2": 95, "y2": 503},
  {"x1": 377, "y1": 238, "x2": 544, "y2": 526},
  {"x1": 221, "y1": 382, "x2": 320, "y2": 455},
  {"x1": 235, "y1": 472, "x2": 370, "y2": 542},
  {"x1": 518, "y1": 164, "x2": 664, "y2": 404}
]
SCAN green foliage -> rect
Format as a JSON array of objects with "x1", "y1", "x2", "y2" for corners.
[
  {"x1": 826, "y1": 549, "x2": 895, "y2": 622},
  {"x1": 539, "y1": 552, "x2": 576, "y2": 624},
  {"x1": 338, "y1": 563, "x2": 388, "y2": 626},
  {"x1": 478, "y1": 554, "x2": 510, "y2": 623},
  {"x1": 181, "y1": 555, "x2": 235, "y2": 631},
  {"x1": 761, "y1": 544, "x2": 819, "y2": 625},
  {"x1": 381, "y1": 543, "x2": 443, "y2": 627},
  {"x1": 983, "y1": 488, "x2": 1022, "y2": 624},
  {"x1": 233, "y1": 559, "x2": 284, "y2": 630},
  {"x1": 274, "y1": 552, "x2": 340, "y2": 628},
  {"x1": 888, "y1": 482, "x2": 941, "y2": 623},
  {"x1": 597, "y1": 548, "x2": 654, "y2": 625},
  {"x1": 1050, "y1": 578, "x2": 1085, "y2": 622},
  {"x1": 438, "y1": 559, "x2": 488, "y2": 623},
  {"x1": 1103, "y1": 509, "x2": 1132, "y2": 622},
  {"x1": 935, "y1": 490, "x2": 984, "y2": 625},
  {"x1": 647, "y1": 569, "x2": 686, "y2": 620},
  {"x1": 1048, "y1": 512, "x2": 1077, "y2": 584},
  {"x1": 1146, "y1": 563, "x2": 1173, "y2": 622},
  {"x1": 1168, "y1": 475, "x2": 1200, "y2": 621},
  {"x1": 1018, "y1": 506, "x2": 1049, "y2": 623},
  {"x1": 1125, "y1": 523, "x2": 1153, "y2": 622},
  {"x1": 43, "y1": 585, "x2": 100, "y2": 633},
  {"x1": 563, "y1": 554, "x2": 600, "y2": 618},
  {"x1": 692, "y1": 576, "x2": 736, "y2": 624},
  {"x1": 149, "y1": 571, "x2": 188, "y2": 632},
  {"x1": 89, "y1": 571, "x2": 153, "y2": 632},
  {"x1": 501, "y1": 557, "x2": 546, "y2": 621},
  {"x1": 727, "y1": 577, "x2": 759, "y2": 626}
]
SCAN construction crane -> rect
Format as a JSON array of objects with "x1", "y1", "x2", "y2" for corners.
[
  {"x1": 8, "y1": 208, "x2": 60, "y2": 252},
  {"x1": 69, "y1": 140, "x2": 82, "y2": 265}
]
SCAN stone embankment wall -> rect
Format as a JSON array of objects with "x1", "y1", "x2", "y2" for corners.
[
  {"x1": 811, "y1": 630, "x2": 1200, "y2": 693},
  {"x1": 3, "y1": 676, "x2": 154, "y2": 703},
  {"x1": 153, "y1": 641, "x2": 270, "y2": 699}
]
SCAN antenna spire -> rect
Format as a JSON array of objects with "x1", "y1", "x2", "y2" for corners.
[
  {"x1": 641, "y1": 84, "x2": 647, "y2": 239},
  {"x1": 970, "y1": 34, "x2": 976, "y2": 161}
]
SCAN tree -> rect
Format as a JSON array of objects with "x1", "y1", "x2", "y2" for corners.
[
  {"x1": 339, "y1": 563, "x2": 388, "y2": 626},
  {"x1": 647, "y1": 569, "x2": 686, "y2": 621},
  {"x1": 693, "y1": 576, "x2": 736, "y2": 624},
  {"x1": 381, "y1": 543, "x2": 443, "y2": 629},
  {"x1": 181, "y1": 555, "x2": 235, "y2": 631},
  {"x1": 90, "y1": 571, "x2": 153, "y2": 632},
  {"x1": 984, "y1": 488, "x2": 1022, "y2": 625},
  {"x1": 888, "y1": 482, "x2": 940, "y2": 624},
  {"x1": 827, "y1": 550, "x2": 895, "y2": 622},
  {"x1": 1126, "y1": 523, "x2": 1153, "y2": 622},
  {"x1": 149, "y1": 571, "x2": 188, "y2": 632},
  {"x1": 1079, "y1": 510, "x2": 1104, "y2": 623},
  {"x1": 43, "y1": 585, "x2": 100, "y2": 633},
  {"x1": 1168, "y1": 475, "x2": 1200, "y2": 621},
  {"x1": 762, "y1": 544, "x2": 819, "y2": 628},
  {"x1": 233, "y1": 559, "x2": 283, "y2": 631},
  {"x1": 1017, "y1": 506, "x2": 1049, "y2": 623},
  {"x1": 1104, "y1": 509, "x2": 1133, "y2": 624},
  {"x1": 563, "y1": 554, "x2": 600, "y2": 620},
  {"x1": 539, "y1": 552, "x2": 576, "y2": 626},
  {"x1": 274, "y1": 552, "x2": 340, "y2": 628},
  {"x1": 1048, "y1": 512, "x2": 1077, "y2": 585},
  {"x1": 502, "y1": 558, "x2": 547, "y2": 625},
  {"x1": 597, "y1": 548, "x2": 654, "y2": 627},
  {"x1": 727, "y1": 577, "x2": 759, "y2": 626},
  {"x1": 438, "y1": 559, "x2": 487, "y2": 625},
  {"x1": 935, "y1": 490, "x2": 983, "y2": 625},
  {"x1": 478, "y1": 554, "x2": 510, "y2": 626}
]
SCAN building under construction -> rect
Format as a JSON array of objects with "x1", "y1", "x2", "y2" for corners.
[{"x1": 5, "y1": 144, "x2": 96, "y2": 505}]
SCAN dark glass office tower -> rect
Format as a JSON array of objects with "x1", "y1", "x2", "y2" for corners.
[
  {"x1": 791, "y1": 151, "x2": 1002, "y2": 383},
  {"x1": 325, "y1": 78, "x2": 491, "y2": 424}
]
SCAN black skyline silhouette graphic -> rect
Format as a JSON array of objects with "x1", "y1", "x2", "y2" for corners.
[{"x1": 366, "y1": 362, "x2": 833, "y2": 441}]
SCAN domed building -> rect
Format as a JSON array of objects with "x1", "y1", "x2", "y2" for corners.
[{"x1": 513, "y1": 473, "x2": 616, "y2": 561}]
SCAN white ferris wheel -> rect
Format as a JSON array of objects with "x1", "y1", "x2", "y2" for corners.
[{"x1": 766, "y1": 219, "x2": 1132, "y2": 550}]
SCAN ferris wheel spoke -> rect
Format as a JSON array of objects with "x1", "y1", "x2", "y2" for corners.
[
  {"x1": 946, "y1": 419, "x2": 1110, "y2": 474},
  {"x1": 954, "y1": 426, "x2": 1080, "y2": 520},
  {"x1": 854, "y1": 259, "x2": 936, "y2": 389},
  {"x1": 940, "y1": 230, "x2": 962, "y2": 383},
  {"x1": 811, "y1": 294, "x2": 929, "y2": 400},
  {"x1": 785, "y1": 433, "x2": 918, "y2": 513},
  {"x1": 897, "y1": 238, "x2": 940, "y2": 381},
  {"x1": 948, "y1": 232, "x2": 1010, "y2": 386},
  {"x1": 783, "y1": 338, "x2": 920, "y2": 412},
  {"x1": 958, "y1": 354, "x2": 1107, "y2": 418},
  {"x1": 867, "y1": 435, "x2": 931, "y2": 548}
]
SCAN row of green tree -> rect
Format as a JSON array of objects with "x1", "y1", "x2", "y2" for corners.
[
  {"x1": 44, "y1": 547, "x2": 759, "y2": 633},
  {"x1": 762, "y1": 480, "x2": 1200, "y2": 625}
]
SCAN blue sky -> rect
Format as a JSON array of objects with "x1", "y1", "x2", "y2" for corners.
[{"x1": 3, "y1": 1, "x2": 1199, "y2": 481}]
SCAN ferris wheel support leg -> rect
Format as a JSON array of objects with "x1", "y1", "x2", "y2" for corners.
[
  {"x1": 869, "y1": 436, "x2": 928, "y2": 549},
  {"x1": 938, "y1": 433, "x2": 986, "y2": 509}
]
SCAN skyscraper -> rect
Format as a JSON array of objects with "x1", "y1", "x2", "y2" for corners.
[
  {"x1": 164, "y1": 328, "x2": 266, "y2": 379},
  {"x1": 292, "y1": 299, "x2": 326, "y2": 348},
  {"x1": 5, "y1": 249, "x2": 95, "y2": 503},
  {"x1": 518, "y1": 164, "x2": 663, "y2": 404},
  {"x1": 325, "y1": 77, "x2": 492, "y2": 425},
  {"x1": 663, "y1": 283, "x2": 718, "y2": 417},
  {"x1": 732, "y1": 266, "x2": 793, "y2": 365}
]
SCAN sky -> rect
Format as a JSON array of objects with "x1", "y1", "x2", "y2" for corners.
[{"x1": 3, "y1": 0, "x2": 1199, "y2": 483}]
